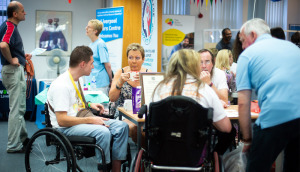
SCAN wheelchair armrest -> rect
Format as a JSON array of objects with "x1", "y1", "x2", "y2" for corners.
[{"x1": 138, "y1": 104, "x2": 147, "y2": 118}]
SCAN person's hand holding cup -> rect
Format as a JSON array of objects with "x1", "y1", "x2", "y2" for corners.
[{"x1": 128, "y1": 71, "x2": 139, "y2": 82}]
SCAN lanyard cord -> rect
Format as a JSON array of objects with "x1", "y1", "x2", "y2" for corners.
[{"x1": 68, "y1": 70, "x2": 85, "y2": 109}]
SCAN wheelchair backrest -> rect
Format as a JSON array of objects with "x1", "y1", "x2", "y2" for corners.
[
  {"x1": 147, "y1": 95, "x2": 213, "y2": 166},
  {"x1": 44, "y1": 103, "x2": 53, "y2": 128}
]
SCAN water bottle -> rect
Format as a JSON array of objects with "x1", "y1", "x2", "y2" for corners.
[
  {"x1": 83, "y1": 84, "x2": 88, "y2": 91},
  {"x1": 91, "y1": 76, "x2": 97, "y2": 90}
]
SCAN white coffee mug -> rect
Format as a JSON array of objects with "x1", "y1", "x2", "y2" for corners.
[
  {"x1": 129, "y1": 72, "x2": 139, "y2": 81},
  {"x1": 124, "y1": 99, "x2": 132, "y2": 111}
]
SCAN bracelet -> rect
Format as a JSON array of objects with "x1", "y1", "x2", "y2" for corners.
[
  {"x1": 209, "y1": 82, "x2": 213, "y2": 87},
  {"x1": 116, "y1": 84, "x2": 121, "y2": 90},
  {"x1": 88, "y1": 102, "x2": 91, "y2": 108}
]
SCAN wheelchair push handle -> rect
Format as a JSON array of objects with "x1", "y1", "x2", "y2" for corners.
[{"x1": 138, "y1": 104, "x2": 147, "y2": 118}]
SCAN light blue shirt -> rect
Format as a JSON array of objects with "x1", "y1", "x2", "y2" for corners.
[
  {"x1": 236, "y1": 34, "x2": 300, "y2": 129},
  {"x1": 86, "y1": 38, "x2": 110, "y2": 88}
]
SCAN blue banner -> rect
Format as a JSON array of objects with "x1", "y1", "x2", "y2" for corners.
[
  {"x1": 96, "y1": 7, "x2": 124, "y2": 43},
  {"x1": 96, "y1": 7, "x2": 124, "y2": 73}
]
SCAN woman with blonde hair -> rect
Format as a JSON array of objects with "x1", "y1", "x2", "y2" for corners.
[
  {"x1": 215, "y1": 49, "x2": 236, "y2": 94},
  {"x1": 152, "y1": 49, "x2": 234, "y2": 155}
]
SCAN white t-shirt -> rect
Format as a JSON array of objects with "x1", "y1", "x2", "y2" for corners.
[
  {"x1": 47, "y1": 71, "x2": 85, "y2": 128},
  {"x1": 152, "y1": 75, "x2": 227, "y2": 122},
  {"x1": 230, "y1": 62, "x2": 237, "y2": 75},
  {"x1": 211, "y1": 68, "x2": 228, "y2": 90}
]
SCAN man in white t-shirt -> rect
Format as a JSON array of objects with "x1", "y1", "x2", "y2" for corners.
[
  {"x1": 199, "y1": 49, "x2": 229, "y2": 103},
  {"x1": 47, "y1": 46, "x2": 129, "y2": 171}
]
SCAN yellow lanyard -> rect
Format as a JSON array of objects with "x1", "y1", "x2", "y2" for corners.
[{"x1": 68, "y1": 70, "x2": 85, "y2": 109}]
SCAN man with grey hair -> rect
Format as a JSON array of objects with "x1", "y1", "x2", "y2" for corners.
[{"x1": 237, "y1": 18, "x2": 300, "y2": 171}]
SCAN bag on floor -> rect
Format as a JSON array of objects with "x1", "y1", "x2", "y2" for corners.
[{"x1": 222, "y1": 142, "x2": 247, "y2": 172}]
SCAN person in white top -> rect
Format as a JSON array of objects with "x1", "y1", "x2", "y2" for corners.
[
  {"x1": 152, "y1": 49, "x2": 234, "y2": 154},
  {"x1": 198, "y1": 49, "x2": 229, "y2": 104},
  {"x1": 47, "y1": 46, "x2": 129, "y2": 172}
]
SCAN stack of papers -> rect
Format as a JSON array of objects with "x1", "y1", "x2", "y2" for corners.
[{"x1": 225, "y1": 110, "x2": 239, "y2": 118}]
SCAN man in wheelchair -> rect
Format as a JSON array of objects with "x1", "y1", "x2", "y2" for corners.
[{"x1": 47, "y1": 46, "x2": 129, "y2": 172}]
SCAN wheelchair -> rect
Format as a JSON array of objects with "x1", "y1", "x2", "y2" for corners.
[
  {"x1": 131, "y1": 96, "x2": 223, "y2": 172},
  {"x1": 25, "y1": 103, "x2": 131, "y2": 172}
]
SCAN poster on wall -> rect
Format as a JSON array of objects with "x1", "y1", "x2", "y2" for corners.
[
  {"x1": 141, "y1": 0, "x2": 158, "y2": 72},
  {"x1": 35, "y1": 10, "x2": 72, "y2": 55},
  {"x1": 96, "y1": 7, "x2": 124, "y2": 73},
  {"x1": 162, "y1": 15, "x2": 195, "y2": 72}
]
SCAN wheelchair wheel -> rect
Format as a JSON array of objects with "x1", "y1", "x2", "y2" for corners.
[
  {"x1": 74, "y1": 145, "x2": 99, "y2": 172},
  {"x1": 134, "y1": 149, "x2": 145, "y2": 172},
  {"x1": 25, "y1": 131, "x2": 72, "y2": 172}
]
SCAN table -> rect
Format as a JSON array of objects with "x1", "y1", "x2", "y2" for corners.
[
  {"x1": 118, "y1": 107, "x2": 145, "y2": 150},
  {"x1": 225, "y1": 105, "x2": 259, "y2": 120},
  {"x1": 118, "y1": 105, "x2": 259, "y2": 150},
  {"x1": 0, "y1": 79, "x2": 37, "y2": 120}
]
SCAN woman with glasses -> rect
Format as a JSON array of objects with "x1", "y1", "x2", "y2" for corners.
[
  {"x1": 109, "y1": 43, "x2": 151, "y2": 115},
  {"x1": 109, "y1": 43, "x2": 151, "y2": 143}
]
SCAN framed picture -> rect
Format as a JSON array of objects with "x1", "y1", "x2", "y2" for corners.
[
  {"x1": 139, "y1": 72, "x2": 164, "y2": 106},
  {"x1": 35, "y1": 10, "x2": 72, "y2": 55}
]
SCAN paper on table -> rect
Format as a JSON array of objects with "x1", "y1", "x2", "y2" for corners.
[
  {"x1": 225, "y1": 110, "x2": 239, "y2": 118},
  {"x1": 225, "y1": 109, "x2": 258, "y2": 118},
  {"x1": 30, "y1": 48, "x2": 46, "y2": 56}
]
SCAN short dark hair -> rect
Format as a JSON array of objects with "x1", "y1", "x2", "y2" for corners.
[
  {"x1": 270, "y1": 27, "x2": 286, "y2": 40},
  {"x1": 7, "y1": 1, "x2": 20, "y2": 18},
  {"x1": 69, "y1": 46, "x2": 93, "y2": 68},
  {"x1": 291, "y1": 32, "x2": 300, "y2": 44},
  {"x1": 222, "y1": 28, "x2": 230, "y2": 36}
]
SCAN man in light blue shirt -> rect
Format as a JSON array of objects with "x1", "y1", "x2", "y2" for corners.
[
  {"x1": 237, "y1": 18, "x2": 300, "y2": 172},
  {"x1": 85, "y1": 19, "x2": 112, "y2": 95}
]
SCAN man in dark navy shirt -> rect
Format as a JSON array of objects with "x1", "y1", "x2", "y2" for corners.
[
  {"x1": 0, "y1": 1, "x2": 31, "y2": 153},
  {"x1": 216, "y1": 28, "x2": 234, "y2": 51}
]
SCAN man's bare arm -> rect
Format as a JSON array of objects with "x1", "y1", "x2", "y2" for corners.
[
  {"x1": 104, "y1": 62, "x2": 112, "y2": 83},
  {"x1": 0, "y1": 42, "x2": 19, "y2": 66}
]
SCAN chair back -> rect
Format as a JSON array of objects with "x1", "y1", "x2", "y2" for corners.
[
  {"x1": 44, "y1": 103, "x2": 53, "y2": 128},
  {"x1": 146, "y1": 96, "x2": 213, "y2": 166}
]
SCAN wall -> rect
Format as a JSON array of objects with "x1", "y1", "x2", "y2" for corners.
[
  {"x1": 287, "y1": 0, "x2": 300, "y2": 29},
  {"x1": 190, "y1": 4, "x2": 212, "y2": 51},
  {"x1": 113, "y1": 0, "x2": 162, "y2": 71},
  {"x1": 18, "y1": 0, "x2": 106, "y2": 82}
]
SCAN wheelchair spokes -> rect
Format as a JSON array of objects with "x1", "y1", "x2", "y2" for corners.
[{"x1": 25, "y1": 131, "x2": 71, "y2": 172}]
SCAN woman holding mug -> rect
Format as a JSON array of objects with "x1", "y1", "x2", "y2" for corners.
[{"x1": 109, "y1": 43, "x2": 151, "y2": 117}]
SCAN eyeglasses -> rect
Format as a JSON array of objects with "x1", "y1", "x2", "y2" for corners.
[{"x1": 201, "y1": 60, "x2": 211, "y2": 65}]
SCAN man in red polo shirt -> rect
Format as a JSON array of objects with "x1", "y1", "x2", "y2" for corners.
[{"x1": 0, "y1": 1, "x2": 31, "y2": 153}]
